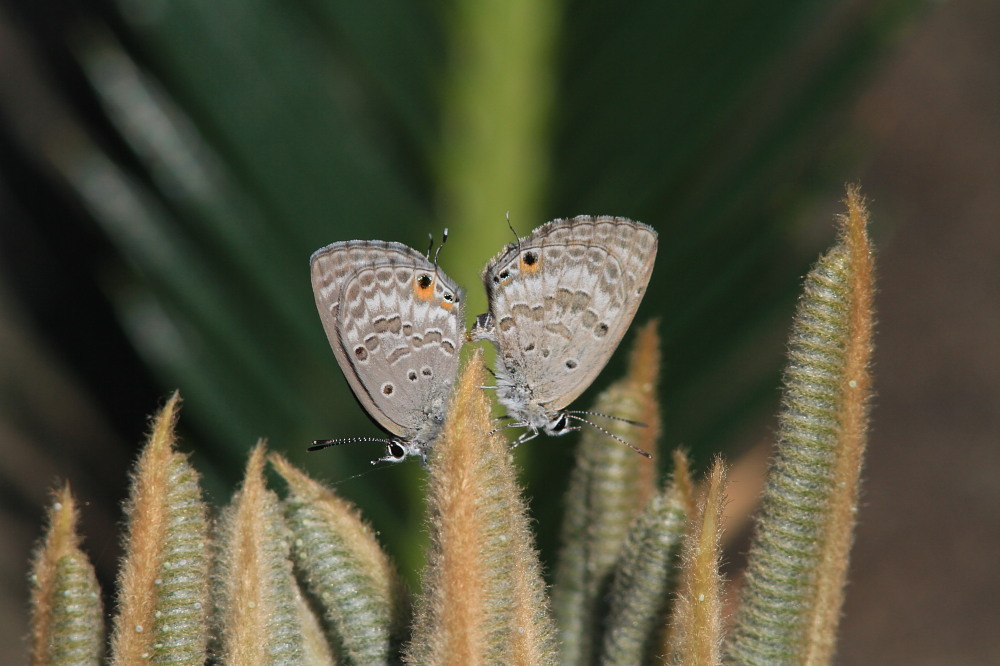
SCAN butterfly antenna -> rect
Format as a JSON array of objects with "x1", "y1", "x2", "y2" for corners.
[
  {"x1": 505, "y1": 211, "x2": 521, "y2": 253},
  {"x1": 433, "y1": 228, "x2": 449, "y2": 268},
  {"x1": 308, "y1": 436, "x2": 392, "y2": 452},
  {"x1": 425, "y1": 231, "x2": 435, "y2": 260},
  {"x1": 567, "y1": 410, "x2": 648, "y2": 428},
  {"x1": 565, "y1": 414, "x2": 652, "y2": 459},
  {"x1": 430, "y1": 227, "x2": 450, "y2": 285}
]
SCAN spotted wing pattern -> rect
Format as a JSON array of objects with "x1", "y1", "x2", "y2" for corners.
[
  {"x1": 311, "y1": 241, "x2": 465, "y2": 439},
  {"x1": 482, "y1": 216, "x2": 657, "y2": 411}
]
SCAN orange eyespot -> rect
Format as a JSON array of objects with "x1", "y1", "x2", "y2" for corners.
[
  {"x1": 439, "y1": 292, "x2": 455, "y2": 310},
  {"x1": 414, "y1": 274, "x2": 434, "y2": 300},
  {"x1": 519, "y1": 251, "x2": 542, "y2": 274}
]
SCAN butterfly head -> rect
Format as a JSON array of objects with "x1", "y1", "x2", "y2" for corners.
[
  {"x1": 309, "y1": 435, "x2": 428, "y2": 465},
  {"x1": 377, "y1": 439, "x2": 426, "y2": 465},
  {"x1": 542, "y1": 411, "x2": 574, "y2": 437}
]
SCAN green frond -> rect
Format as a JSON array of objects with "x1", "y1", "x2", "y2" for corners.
[
  {"x1": 600, "y1": 476, "x2": 688, "y2": 665},
  {"x1": 668, "y1": 459, "x2": 727, "y2": 666},
  {"x1": 406, "y1": 353, "x2": 557, "y2": 664},
  {"x1": 552, "y1": 325, "x2": 662, "y2": 663},
  {"x1": 109, "y1": 393, "x2": 211, "y2": 665},
  {"x1": 271, "y1": 453, "x2": 408, "y2": 664},
  {"x1": 29, "y1": 485, "x2": 104, "y2": 666},
  {"x1": 726, "y1": 188, "x2": 875, "y2": 665},
  {"x1": 215, "y1": 443, "x2": 305, "y2": 663}
]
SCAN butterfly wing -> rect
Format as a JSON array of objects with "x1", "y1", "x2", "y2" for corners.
[
  {"x1": 482, "y1": 216, "x2": 657, "y2": 412},
  {"x1": 311, "y1": 241, "x2": 465, "y2": 437}
]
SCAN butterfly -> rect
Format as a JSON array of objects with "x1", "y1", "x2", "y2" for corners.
[
  {"x1": 473, "y1": 216, "x2": 658, "y2": 456},
  {"x1": 308, "y1": 239, "x2": 465, "y2": 463}
]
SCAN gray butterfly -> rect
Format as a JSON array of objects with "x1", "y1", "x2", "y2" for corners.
[
  {"x1": 309, "y1": 240, "x2": 465, "y2": 463},
  {"x1": 474, "y1": 216, "x2": 658, "y2": 454}
]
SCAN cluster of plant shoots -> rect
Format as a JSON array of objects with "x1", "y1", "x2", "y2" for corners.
[{"x1": 29, "y1": 188, "x2": 874, "y2": 665}]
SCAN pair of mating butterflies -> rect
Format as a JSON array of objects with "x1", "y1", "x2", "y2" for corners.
[{"x1": 309, "y1": 216, "x2": 658, "y2": 463}]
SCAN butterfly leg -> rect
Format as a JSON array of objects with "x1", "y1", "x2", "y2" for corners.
[{"x1": 512, "y1": 426, "x2": 541, "y2": 447}]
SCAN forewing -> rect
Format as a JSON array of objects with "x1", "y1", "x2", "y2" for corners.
[
  {"x1": 483, "y1": 216, "x2": 657, "y2": 411},
  {"x1": 311, "y1": 241, "x2": 465, "y2": 437}
]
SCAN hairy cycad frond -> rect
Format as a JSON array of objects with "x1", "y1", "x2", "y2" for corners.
[
  {"x1": 29, "y1": 484, "x2": 103, "y2": 666},
  {"x1": 669, "y1": 458, "x2": 728, "y2": 666},
  {"x1": 600, "y1": 451, "x2": 691, "y2": 665},
  {"x1": 726, "y1": 186, "x2": 875, "y2": 665},
  {"x1": 406, "y1": 350, "x2": 557, "y2": 664},
  {"x1": 109, "y1": 392, "x2": 211, "y2": 665},
  {"x1": 553, "y1": 321, "x2": 662, "y2": 663},
  {"x1": 215, "y1": 442, "x2": 307, "y2": 664},
  {"x1": 271, "y1": 451, "x2": 408, "y2": 663}
]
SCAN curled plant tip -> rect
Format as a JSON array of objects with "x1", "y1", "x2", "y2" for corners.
[
  {"x1": 726, "y1": 186, "x2": 875, "y2": 665},
  {"x1": 600, "y1": 466, "x2": 689, "y2": 665},
  {"x1": 552, "y1": 322, "x2": 663, "y2": 664},
  {"x1": 668, "y1": 458, "x2": 727, "y2": 666},
  {"x1": 110, "y1": 392, "x2": 210, "y2": 665},
  {"x1": 270, "y1": 451, "x2": 408, "y2": 664},
  {"x1": 30, "y1": 483, "x2": 103, "y2": 666},
  {"x1": 406, "y1": 350, "x2": 557, "y2": 665},
  {"x1": 216, "y1": 442, "x2": 304, "y2": 664}
]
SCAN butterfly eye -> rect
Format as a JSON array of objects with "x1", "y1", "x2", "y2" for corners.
[{"x1": 550, "y1": 413, "x2": 569, "y2": 432}]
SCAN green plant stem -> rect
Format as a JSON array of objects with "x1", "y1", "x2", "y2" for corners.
[{"x1": 438, "y1": 0, "x2": 558, "y2": 310}]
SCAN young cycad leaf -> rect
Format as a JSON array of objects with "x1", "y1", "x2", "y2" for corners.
[
  {"x1": 109, "y1": 392, "x2": 210, "y2": 665},
  {"x1": 29, "y1": 483, "x2": 103, "y2": 666},
  {"x1": 552, "y1": 321, "x2": 662, "y2": 663},
  {"x1": 215, "y1": 442, "x2": 305, "y2": 664},
  {"x1": 600, "y1": 452, "x2": 690, "y2": 665},
  {"x1": 270, "y1": 452, "x2": 409, "y2": 664},
  {"x1": 726, "y1": 186, "x2": 875, "y2": 665},
  {"x1": 668, "y1": 459, "x2": 727, "y2": 666},
  {"x1": 405, "y1": 350, "x2": 557, "y2": 665}
]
